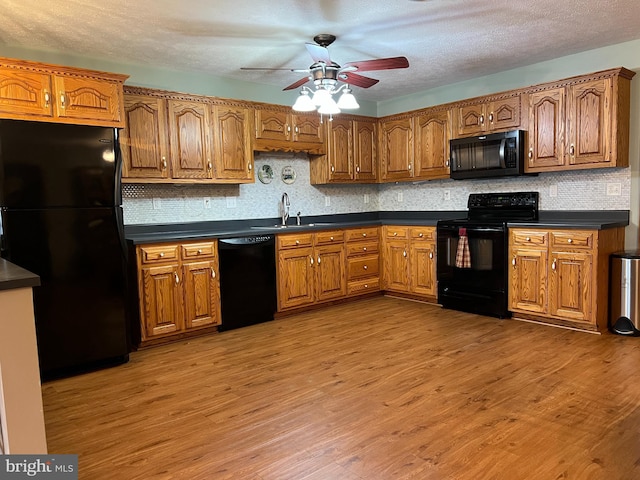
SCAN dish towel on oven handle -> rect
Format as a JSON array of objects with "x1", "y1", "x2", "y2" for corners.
[{"x1": 455, "y1": 227, "x2": 471, "y2": 268}]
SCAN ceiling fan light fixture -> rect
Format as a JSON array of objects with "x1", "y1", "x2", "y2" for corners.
[
  {"x1": 292, "y1": 89, "x2": 316, "y2": 112},
  {"x1": 311, "y1": 87, "x2": 331, "y2": 107},
  {"x1": 317, "y1": 96, "x2": 340, "y2": 115},
  {"x1": 336, "y1": 87, "x2": 359, "y2": 110}
]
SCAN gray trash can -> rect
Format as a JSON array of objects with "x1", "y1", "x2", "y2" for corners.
[{"x1": 610, "y1": 250, "x2": 640, "y2": 335}]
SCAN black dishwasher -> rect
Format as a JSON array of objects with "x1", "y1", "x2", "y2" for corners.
[{"x1": 218, "y1": 235, "x2": 277, "y2": 331}]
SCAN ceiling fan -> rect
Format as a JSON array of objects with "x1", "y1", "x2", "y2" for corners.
[{"x1": 241, "y1": 34, "x2": 409, "y2": 113}]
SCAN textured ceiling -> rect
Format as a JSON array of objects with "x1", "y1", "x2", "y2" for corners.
[{"x1": 1, "y1": 0, "x2": 640, "y2": 101}]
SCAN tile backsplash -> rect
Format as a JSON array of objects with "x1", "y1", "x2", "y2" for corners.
[{"x1": 122, "y1": 152, "x2": 631, "y2": 225}]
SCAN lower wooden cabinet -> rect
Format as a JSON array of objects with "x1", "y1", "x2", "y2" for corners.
[
  {"x1": 509, "y1": 227, "x2": 624, "y2": 332},
  {"x1": 136, "y1": 240, "x2": 221, "y2": 344},
  {"x1": 382, "y1": 226, "x2": 437, "y2": 299},
  {"x1": 276, "y1": 231, "x2": 346, "y2": 311},
  {"x1": 345, "y1": 227, "x2": 381, "y2": 296}
]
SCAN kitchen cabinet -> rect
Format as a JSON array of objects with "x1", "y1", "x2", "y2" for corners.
[
  {"x1": 121, "y1": 87, "x2": 255, "y2": 183},
  {"x1": 310, "y1": 116, "x2": 377, "y2": 184},
  {"x1": 0, "y1": 56, "x2": 127, "y2": 127},
  {"x1": 276, "y1": 230, "x2": 346, "y2": 311},
  {"x1": 120, "y1": 94, "x2": 170, "y2": 179},
  {"x1": 526, "y1": 68, "x2": 634, "y2": 173},
  {"x1": 136, "y1": 240, "x2": 221, "y2": 344},
  {"x1": 454, "y1": 95, "x2": 521, "y2": 137},
  {"x1": 345, "y1": 227, "x2": 381, "y2": 296},
  {"x1": 253, "y1": 107, "x2": 325, "y2": 154},
  {"x1": 382, "y1": 226, "x2": 437, "y2": 300},
  {"x1": 413, "y1": 108, "x2": 451, "y2": 180},
  {"x1": 379, "y1": 117, "x2": 414, "y2": 181},
  {"x1": 509, "y1": 227, "x2": 624, "y2": 332}
]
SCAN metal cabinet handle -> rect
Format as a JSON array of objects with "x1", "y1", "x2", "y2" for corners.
[
  {"x1": 363, "y1": 265, "x2": 368, "y2": 270},
  {"x1": 330, "y1": 236, "x2": 334, "y2": 241},
  {"x1": 408, "y1": 163, "x2": 412, "y2": 171},
  {"x1": 207, "y1": 160, "x2": 212, "y2": 170},
  {"x1": 403, "y1": 250, "x2": 407, "y2": 258},
  {"x1": 356, "y1": 166, "x2": 360, "y2": 173},
  {"x1": 362, "y1": 233, "x2": 367, "y2": 237},
  {"x1": 159, "y1": 252, "x2": 165, "y2": 258},
  {"x1": 44, "y1": 90, "x2": 50, "y2": 107},
  {"x1": 310, "y1": 256, "x2": 314, "y2": 265},
  {"x1": 512, "y1": 257, "x2": 516, "y2": 267},
  {"x1": 60, "y1": 92, "x2": 66, "y2": 108},
  {"x1": 248, "y1": 163, "x2": 252, "y2": 171},
  {"x1": 317, "y1": 256, "x2": 321, "y2": 264},
  {"x1": 363, "y1": 247, "x2": 367, "y2": 252},
  {"x1": 162, "y1": 156, "x2": 167, "y2": 170},
  {"x1": 294, "y1": 126, "x2": 299, "y2": 133},
  {"x1": 295, "y1": 240, "x2": 300, "y2": 245},
  {"x1": 331, "y1": 165, "x2": 335, "y2": 173},
  {"x1": 569, "y1": 144, "x2": 575, "y2": 156},
  {"x1": 552, "y1": 259, "x2": 557, "y2": 270},
  {"x1": 174, "y1": 272, "x2": 180, "y2": 284},
  {"x1": 429, "y1": 252, "x2": 433, "y2": 259},
  {"x1": 528, "y1": 148, "x2": 533, "y2": 159},
  {"x1": 567, "y1": 238, "x2": 573, "y2": 244},
  {"x1": 419, "y1": 233, "x2": 424, "y2": 238},
  {"x1": 526, "y1": 237, "x2": 531, "y2": 242},
  {"x1": 210, "y1": 267, "x2": 216, "y2": 279},
  {"x1": 479, "y1": 114, "x2": 484, "y2": 125},
  {"x1": 488, "y1": 112, "x2": 494, "y2": 123},
  {"x1": 445, "y1": 159, "x2": 450, "y2": 167},
  {"x1": 393, "y1": 232, "x2": 398, "y2": 237}
]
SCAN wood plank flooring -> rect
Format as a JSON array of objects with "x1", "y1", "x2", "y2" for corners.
[{"x1": 42, "y1": 297, "x2": 640, "y2": 479}]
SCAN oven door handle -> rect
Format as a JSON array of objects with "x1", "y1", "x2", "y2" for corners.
[
  {"x1": 438, "y1": 225, "x2": 505, "y2": 234},
  {"x1": 499, "y1": 138, "x2": 507, "y2": 168}
]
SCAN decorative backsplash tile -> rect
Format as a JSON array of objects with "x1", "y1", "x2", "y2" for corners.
[{"x1": 122, "y1": 152, "x2": 630, "y2": 225}]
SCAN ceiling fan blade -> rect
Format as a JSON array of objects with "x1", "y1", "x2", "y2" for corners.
[
  {"x1": 341, "y1": 56, "x2": 409, "y2": 72},
  {"x1": 241, "y1": 67, "x2": 310, "y2": 72},
  {"x1": 305, "y1": 42, "x2": 331, "y2": 64},
  {"x1": 339, "y1": 72, "x2": 379, "y2": 89},
  {"x1": 283, "y1": 76, "x2": 311, "y2": 91}
]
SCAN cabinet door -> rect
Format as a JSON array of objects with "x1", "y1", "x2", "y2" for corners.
[
  {"x1": 277, "y1": 247, "x2": 315, "y2": 310},
  {"x1": 487, "y1": 96, "x2": 521, "y2": 131},
  {"x1": 527, "y1": 88, "x2": 566, "y2": 170},
  {"x1": 414, "y1": 110, "x2": 450, "y2": 179},
  {"x1": 315, "y1": 243, "x2": 347, "y2": 302},
  {"x1": 411, "y1": 241, "x2": 437, "y2": 296},
  {"x1": 140, "y1": 264, "x2": 183, "y2": 340},
  {"x1": 509, "y1": 247, "x2": 547, "y2": 314},
  {"x1": 183, "y1": 260, "x2": 221, "y2": 329},
  {"x1": 0, "y1": 67, "x2": 53, "y2": 118},
  {"x1": 326, "y1": 118, "x2": 353, "y2": 181},
  {"x1": 53, "y1": 75, "x2": 123, "y2": 125},
  {"x1": 254, "y1": 109, "x2": 289, "y2": 141},
  {"x1": 548, "y1": 251, "x2": 592, "y2": 322},
  {"x1": 212, "y1": 104, "x2": 254, "y2": 182},
  {"x1": 380, "y1": 118, "x2": 414, "y2": 181},
  {"x1": 293, "y1": 114, "x2": 324, "y2": 144},
  {"x1": 567, "y1": 78, "x2": 612, "y2": 167},
  {"x1": 120, "y1": 95, "x2": 170, "y2": 179},
  {"x1": 456, "y1": 103, "x2": 485, "y2": 136},
  {"x1": 383, "y1": 239, "x2": 410, "y2": 292},
  {"x1": 167, "y1": 100, "x2": 213, "y2": 179},
  {"x1": 354, "y1": 120, "x2": 377, "y2": 182}
]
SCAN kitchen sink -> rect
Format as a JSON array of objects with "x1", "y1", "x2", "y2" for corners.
[{"x1": 250, "y1": 223, "x2": 334, "y2": 230}]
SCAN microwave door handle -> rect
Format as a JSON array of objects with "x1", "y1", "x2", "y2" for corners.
[
  {"x1": 499, "y1": 138, "x2": 507, "y2": 168},
  {"x1": 450, "y1": 148, "x2": 458, "y2": 170}
]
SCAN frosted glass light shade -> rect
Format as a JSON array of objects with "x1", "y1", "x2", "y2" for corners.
[
  {"x1": 311, "y1": 88, "x2": 331, "y2": 106},
  {"x1": 318, "y1": 96, "x2": 340, "y2": 115},
  {"x1": 336, "y1": 90, "x2": 360, "y2": 109},
  {"x1": 292, "y1": 91, "x2": 316, "y2": 111}
]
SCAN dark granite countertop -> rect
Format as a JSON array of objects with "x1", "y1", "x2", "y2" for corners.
[
  {"x1": 124, "y1": 210, "x2": 629, "y2": 244},
  {"x1": 0, "y1": 258, "x2": 40, "y2": 291}
]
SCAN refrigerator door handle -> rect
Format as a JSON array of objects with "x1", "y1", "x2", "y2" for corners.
[{"x1": 114, "y1": 206, "x2": 128, "y2": 264}]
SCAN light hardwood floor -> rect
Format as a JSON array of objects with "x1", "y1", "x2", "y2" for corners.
[{"x1": 42, "y1": 296, "x2": 640, "y2": 479}]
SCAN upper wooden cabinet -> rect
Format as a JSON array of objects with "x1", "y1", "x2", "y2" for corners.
[
  {"x1": 310, "y1": 116, "x2": 377, "y2": 184},
  {"x1": 0, "y1": 56, "x2": 127, "y2": 127},
  {"x1": 413, "y1": 108, "x2": 451, "y2": 180},
  {"x1": 120, "y1": 87, "x2": 255, "y2": 184},
  {"x1": 253, "y1": 107, "x2": 325, "y2": 154},
  {"x1": 454, "y1": 95, "x2": 521, "y2": 137},
  {"x1": 379, "y1": 117, "x2": 414, "y2": 181},
  {"x1": 526, "y1": 69, "x2": 634, "y2": 172}
]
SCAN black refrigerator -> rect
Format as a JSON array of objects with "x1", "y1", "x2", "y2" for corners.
[{"x1": 0, "y1": 119, "x2": 130, "y2": 379}]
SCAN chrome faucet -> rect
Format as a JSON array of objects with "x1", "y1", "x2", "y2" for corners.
[{"x1": 280, "y1": 192, "x2": 290, "y2": 226}]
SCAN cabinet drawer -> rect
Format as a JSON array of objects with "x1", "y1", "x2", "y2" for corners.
[
  {"x1": 384, "y1": 226, "x2": 409, "y2": 239},
  {"x1": 139, "y1": 244, "x2": 179, "y2": 264},
  {"x1": 345, "y1": 227, "x2": 379, "y2": 242},
  {"x1": 511, "y1": 230, "x2": 548, "y2": 247},
  {"x1": 347, "y1": 255, "x2": 380, "y2": 280},
  {"x1": 346, "y1": 240, "x2": 379, "y2": 257},
  {"x1": 348, "y1": 277, "x2": 381, "y2": 295},
  {"x1": 411, "y1": 227, "x2": 436, "y2": 241},
  {"x1": 277, "y1": 233, "x2": 313, "y2": 249},
  {"x1": 315, "y1": 230, "x2": 345, "y2": 245},
  {"x1": 550, "y1": 231, "x2": 594, "y2": 249},
  {"x1": 181, "y1": 241, "x2": 216, "y2": 260}
]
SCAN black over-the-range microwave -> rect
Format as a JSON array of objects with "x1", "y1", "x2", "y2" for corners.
[{"x1": 449, "y1": 129, "x2": 528, "y2": 180}]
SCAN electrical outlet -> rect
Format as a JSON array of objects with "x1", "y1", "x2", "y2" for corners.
[
  {"x1": 325, "y1": 196, "x2": 331, "y2": 207},
  {"x1": 606, "y1": 183, "x2": 621, "y2": 196},
  {"x1": 226, "y1": 196, "x2": 236, "y2": 208},
  {"x1": 549, "y1": 184, "x2": 558, "y2": 197},
  {"x1": 203, "y1": 197, "x2": 211, "y2": 209},
  {"x1": 152, "y1": 198, "x2": 161, "y2": 210},
  {"x1": 364, "y1": 193, "x2": 370, "y2": 204},
  {"x1": 444, "y1": 189, "x2": 451, "y2": 201},
  {"x1": 397, "y1": 192, "x2": 403, "y2": 202}
]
